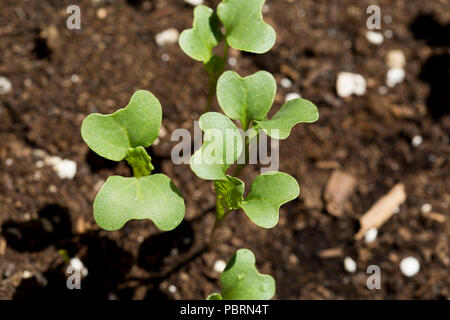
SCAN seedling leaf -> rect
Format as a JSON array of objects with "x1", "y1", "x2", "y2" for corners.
[
  {"x1": 93, "y1": 174, "x2": 185, "y2": 231},
  {"x1": 217, "y1": 0, "x2": 276, "y2": 54},
  {"x1": 255, "y1": 98, "x2": 319, "y2": 139},
  {"x1": 219, "y1": 248, "x2": 275, "y2": 300},
  {"x1": 190, "y1": 112, "x2": 243, "y2": 180},
  {"x1": 217, "y1": 71, "x2": 276, "y2": 129},
  {"x1": 214, "y1": 175, "x2": 244, "y2": 217},
  {"x1": 206, "y1": 293, "x2": 223, "y2": 300},
  {"x1": 241, "y1": 172, "x2": 299, "y2": 228},
  {"x1": 81, "y1": 90, "x2": 162, "y2": 161},
  {"x1": 125, "y1": 146, "x2": 154, "y2": 178},
  {"x1": 179, "y1": 5, "x2": 222, "y2": 63}
]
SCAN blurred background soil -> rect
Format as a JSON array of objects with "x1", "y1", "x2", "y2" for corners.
[{"x1": 0, "y1": 0, "x2": 448, "y2": 299}]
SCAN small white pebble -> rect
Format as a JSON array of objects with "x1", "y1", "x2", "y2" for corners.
[
  {"x1": 70, "y1": 74, "x2": 80, "y2": 83},
  {"x1": 285, "y1": 92, "x2": 301, "y2": 102},
  {"x1": 364, "y1": 228, "x2": 378, "y2": 243},
  {"x1": 228, "y1": 57, "x2": 237, "y2": 66},
  {"x1": 168, "y1": 285, "x2": 177, "y2": 293},
  {"x1": 22, "y1": 270, "x2": 33, "y2": 279},
  {"x1": 35, "y1": 160, "x2": 44, "y2": 168},
  {"x1": 48, "y1": 185, "x2": 57, "y2": 193},
  {"x1": 384, "y1": 15, "x2": 392, "y2": 24},
  {"x1": 0, "y1": 76, "x2": 12, "y2": 94},
  {"x1": 155, "y1": 28, "x2": 179, "y2": 46},
  {"x1": 170, "y1": 248, "x2": 179, "y2": 256},
  {"x1": 136, "y1": 235, "x2": 144, "y2": 243},
  {"x1": 262, "y1": 4, "x2": 270, "y2": 13},
  {"x1": 412, "y1": 135, "x2": 423, "y2": 147},
  {"x1": 386, "y1": 50, "x2": 406, "y2": 69},
  {"x1": 161, "y1": 53, "x2": 170, "y2": 62},
  {"x1": 54, "y1": 159, "x2": 77, "y2": 179},
  {"x1": 386, "y1": 67, "x2": 405, "y2": 87},
  {"x1": 421, "y1": 203, "x2": 432, "y2": 214},
  {"x1": 366, "y1": 31, "x2": 384, "y2": 45},
  {"x1": 213, "y1": 259, "x2": 227, "y2": 273},
  {"x1": 336, "y1": 72, "x2": 367, "y2": 97},
  {"x1": 400, "y1": 256, "x2": 420, "y2": 277},
  {"x1": 394, "y1": 206, "x2": 400, "y2": 214},
  {"x1": 344, "y1": 257, "x2": 357, "y2": 273},
  {"x1": 5, "y1": 158, "x2": 13, "y2": 166},
  {"x1": 184, "y1": 0, "x2": 203, "y2": 5},
  {"x1": 280, "y1": 77, "x2": 293, "y2": 88}
]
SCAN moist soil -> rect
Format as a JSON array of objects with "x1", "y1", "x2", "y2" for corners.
[{"x1": 0, "y1": 0, "x2": 449, "y2": 299}]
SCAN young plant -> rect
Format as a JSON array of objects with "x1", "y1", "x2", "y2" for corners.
[
  {"x1": 190, "y1": 71, "x2": 318, "y2": 230},
  {"x1": 207, "y1": 248, "x2": 275, "y2": 300},
  {"x1": 81, "y1": 90, "x2": 185, "y2": 231},
  {"x1": 179, "y1": 0, "x2": 276, "y2": 111}
]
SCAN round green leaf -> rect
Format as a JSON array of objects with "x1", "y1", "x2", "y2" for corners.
[
  {"x1": 241, "y1": 172, "x2": 300, "y2": 228},
  {"x1": 179, "y1": 5, "x2": 222, "y2": 63},
  {"x1": 93, "y1": 174, "x2": 185, "y2": 231},
  {"x1": 255, "y1": 98, "x2": 319, "y2": 140},
  {"x1": 217, "y1": 71, "x2": 276, "y2": 129},
  {"x1": 220, "y1": 249, "x2": 275, "y2": 300},
  {"x1": 81, "y1": 90, "x2": 162, "y2": 161},
  {"x1": 217, "y1": 0, "x2": 276, "y2": 54},
  {"x1": 190, "y1": 112, "x2": 243, "y2": 181}
]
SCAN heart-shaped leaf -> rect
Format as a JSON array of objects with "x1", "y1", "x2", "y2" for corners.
[
  {"x1": 81, "y1": 90, "x2": 162, "y2": 161},
  {"x1": 217, "y1": 0, "x2": 276, "y2": 54},
  {"x1": 209, "y1": 248, "x2": 275, "y2": 300},
  {"x1": 190, "y1": 112, "x2": 243, "y2": 181},
  {"x1": 179, "y1": 5, "x2": 222, "y2": 63},
  {"x1": 241, "y1": 172, "x2": 299, "y2": 228},
  {"x1": 93, "y1": 174, "x2": 185, "y2": 231},
  {"x1": 255, "y1": 98, "x2": 319, "y2": 139},
  {"x1": 217, "y1": 71, "x2": 276, "y2": 130}
]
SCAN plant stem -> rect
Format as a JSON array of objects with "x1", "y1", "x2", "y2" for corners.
[{"x1": 204, "y1": 42, "x2": 230, "y2": 113}]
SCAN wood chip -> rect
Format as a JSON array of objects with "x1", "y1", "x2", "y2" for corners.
[
  {"x1": 422, "y1": 211, "x2": 446, "y2": 223},
  {"x1": 355, "y1": 183, "x2": 406, "y2": 240},
  {"x1": 324, "y1": 171, "x2": 357, "y2": 217},
  {"x1": 0, "y1": 236, "x2": 6, "y2": 256},
  {"x1": 319, "y1": 248, "x2": 344, "y2": 259}
]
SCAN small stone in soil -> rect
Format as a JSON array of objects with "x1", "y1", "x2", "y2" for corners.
[
  {"x1": 168, "y1": 285, "x2": 177, "y2": 293},
  {"x1": 336, "y1": 72, "x2": 366, "y2": 97},
  {"x1": 285, "y1": 92, "x2": 301, "y2": 102},
  {"x1": 366, "y1": 31, "x2": 384, "y2": 45},
  {"x1": 213, "y1": 259, "x2": 226, "y2": 273},
  {"x1": 0, "y1": 76, "x2": 12, "y2": 94},
  {"x1": 400, "y1": 257, "x2": 420, "y2": 277},
  {"x1": 411, "y1": 135, "x2": 423, "y2": 147},
  {"x1": 386, "y1": 67, "x2": 405, "y2": 87},
  {"x1": 344, "y1": 257, "x2": 357, "y2": 273},
  {"x1": 184, "y1": 0, "x2": 203, "y2": 5},
  {"x1": 386, "y1": 50, "x2": 406, "y2": 69},
  {"x1": 364, "y1": 228, "x2": 378, "y2": 243},
  {"x1": 420, "y1": 203, "x2": 432, "y2": 214},
  {"x1": 155, "y1": 28, "x2": 179, "y2": 46},
  {"x1": 280, "y1": 77, "x2": 293, "y2": 88},
  {"x1": 228, "y1": 57, "x2": 237, "y2": 66}
]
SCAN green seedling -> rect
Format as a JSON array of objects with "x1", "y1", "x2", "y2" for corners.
[
  {"x1": 190, "y1": 71, "x2": 318, "y2": 230},
  {"x1": 207, "y1": 248, "x2": 275, "y2": 300},
  {"x1": 179, "y1": 0, "x2": 276, "y2": 111},
  {"x1": 81, "y1": 90, "x2": 185, "y2": 231}
]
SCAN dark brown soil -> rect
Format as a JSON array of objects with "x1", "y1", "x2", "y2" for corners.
[{"x1": 0, "y1": 0, "x2": 449, "y2": 300}]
